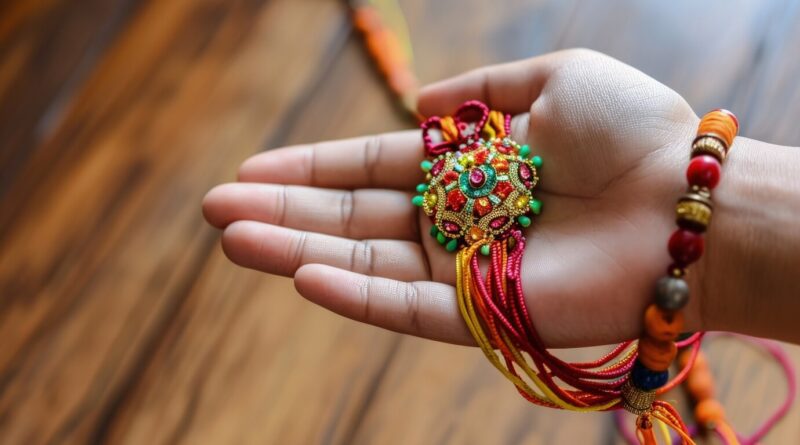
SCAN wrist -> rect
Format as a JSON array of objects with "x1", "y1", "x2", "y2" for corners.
[{"x1": 693, "y1": 136, "x2": 800, "y2": 342}]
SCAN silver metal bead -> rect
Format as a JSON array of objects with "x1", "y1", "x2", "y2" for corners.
[{"x1": 655, "y1": 276, "x2": 689, "y2": 311}]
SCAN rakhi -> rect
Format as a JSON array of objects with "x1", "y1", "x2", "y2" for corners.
[{"x1": 411, "y1": 103, "x2": 751, "y2": 445}]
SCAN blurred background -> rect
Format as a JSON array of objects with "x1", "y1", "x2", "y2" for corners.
[{"x1": 2, "y1": 0, "x2": 799, "y2": 443}]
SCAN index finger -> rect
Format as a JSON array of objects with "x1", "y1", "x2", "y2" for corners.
[{"x1": 238, "y1": 130, "x2": 424, "y2": 190}]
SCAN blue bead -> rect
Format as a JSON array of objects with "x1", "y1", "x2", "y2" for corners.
[{"x1": 631, "y1": 359, "x2": 668, "y2": 391}]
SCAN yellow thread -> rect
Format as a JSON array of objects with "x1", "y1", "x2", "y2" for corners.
[
  {"x1": 483, "y1": 121, "x2": 496, "y2": 140},
  {"x1": 500, "y1": 330, "x2": 620, "y2": 411},
  {"x1": 456, "y1": 245, "x2": 550, "y2": 403},
  {"x1": 486, "y1": 110, "x2": 507, "y2": 139},
  {"x1": 655, "y1": 417, "x2": 672, "y2": 445},
  {"x1": 455, "y1": 241, "x2": 621, "y2": 412},
  {"x1": 652, "y1": 407, "x2": 696, "y2": 445}
]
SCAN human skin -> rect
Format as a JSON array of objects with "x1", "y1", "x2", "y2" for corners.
[{"x1": 202, "y1": 49, "x2": 800, "y2": 347}]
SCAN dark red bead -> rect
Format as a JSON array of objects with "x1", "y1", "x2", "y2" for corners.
[
  {"x1": 686, "y1": 155, "x2": 721, "y2": 189},
  {"x1": 668, "y1": 229, "x2": 704, "y2": 266}
]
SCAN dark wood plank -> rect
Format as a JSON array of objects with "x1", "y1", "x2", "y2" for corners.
[
  {"x1": 0, "y1": 0, "x2": 352, "y2": 443},
  {"x1": 0, "y1": 0, "x2": 142, "y2": 199},
  {"x1": 97, "y1": 26, "x2": 412, "y2": 445}
]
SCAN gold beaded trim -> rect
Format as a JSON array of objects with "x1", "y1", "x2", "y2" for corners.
[
  {"x1": 676, "y1": 188, "x2": 713, "y2": 230},
  {"x1": 692, "y1": 135, "x2": 727, "y2": 162},
  {"x1": 621, "y1": 380, "x2": 656, "y2": 415},
  {"x1": 676, "y1": 200, "x2": 711, "y2": 230}
]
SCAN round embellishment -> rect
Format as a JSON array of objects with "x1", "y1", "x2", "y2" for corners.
[
  {"x1": 419, "y1": 138, "x2": 540, "y2": 248},
  {"x1": 417, "y1": 102, "x2": 543, "y2": 250}
]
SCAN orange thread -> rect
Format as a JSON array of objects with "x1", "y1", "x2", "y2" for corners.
[
  {"x1": 351, "y1": 4, "x2": 420, "y2": 120},
  {"x1": 482, "y1": 110, "x2": 507, "y2": 139},
  {"x1": 440, "y1": 116, "x2": 459, "y2": 142}
]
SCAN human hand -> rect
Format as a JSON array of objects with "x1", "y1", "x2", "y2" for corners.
[{"x1": 203, "y1": 49, "x2": 717, "y2": 348}]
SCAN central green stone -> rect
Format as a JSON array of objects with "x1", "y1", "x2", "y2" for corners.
[{"x1": 459, "y1": 165, "x2": 497, "y2": 198}]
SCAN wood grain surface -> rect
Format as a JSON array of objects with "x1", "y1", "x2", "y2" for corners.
[{"x1": 1, "y1": 0, "x2": 799, "y2": 444}]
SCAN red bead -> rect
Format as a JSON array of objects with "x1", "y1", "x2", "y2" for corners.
[
  {"x1": 473, "y1": 149, "x2": 488, "y2": 165},
  {"x1": 493, "y1": 181, "x2": 513, "y2": 198},
  {"x1": 446, "y1": 189, "x2": 467, "y2": 211},
  {"x1": 668, "y1": 229, "x2": 704, "y2": 266},
  {"x1": 686, "y1": 155, "x2": 721, "y2": 189},
  {"x1": 443, "y1": 171, "x2": 459, "y2": 184},
  {"x1": 473, "y1": 197, "x2": 492, "y2": 217}
]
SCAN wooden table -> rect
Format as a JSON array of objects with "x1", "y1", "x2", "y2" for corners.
[{"x1": 2, "y1": 0, "x2": 799, "y2": 443}]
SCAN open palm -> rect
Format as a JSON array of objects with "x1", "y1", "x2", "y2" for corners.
[{"x1": 203, "y1": 49, "x2": 704, "y2": 348}]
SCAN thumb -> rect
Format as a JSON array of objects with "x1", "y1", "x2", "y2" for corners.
[{"x1": 416, "y1": 49, "x2": 587, "y2": 117}]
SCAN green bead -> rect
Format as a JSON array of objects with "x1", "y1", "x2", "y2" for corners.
[
  {"x1": 518, "y1": 215, "x2": 531, "y2": 227},
  {"x1": 445, "y1": 239, "x2": 459, "y2": 252},
  {"x1": 420, "y1": 160, "x2": 433, "y2": 172},
  {"x1": 416, "y1": 183, "x2": 428, "y2": 193},
  {"x1": 436, "y1": 232, "x2": 447, "y2": 245},
  {"x1": 412, "y1": 195, "x2": 424, "y2": 207},
  {"x1": 480, "y1": 244, "x2": 491, "y2": 256},
  {"x1": 429, "y1": 225, "x2": 439, "y2": 237},
  {"x1": 519, "y1": 144, "x2": 531, "y2": 158},
  {"x1": 530, "y1": 198, "x2": 542, "y2": 215},
  {"x1": 532, "y1": 155, "x2": 543, "y2": 168}
]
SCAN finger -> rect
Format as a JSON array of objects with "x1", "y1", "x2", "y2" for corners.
[
  {"x1": 418, "y1": 49, "x2": 587, "y2": 117},
  {"x1": 221, "y1": 220, "x2": 430, "y2": 281},
  {"x1": 294, "y1": 263, "x2": 472, "y2": 345},
  {"x1": 203, "y1": 183, "x2": 418, "y2": 240},
  {"x1": 238, "y1": 131, "x2": 424, "y2": 190}
]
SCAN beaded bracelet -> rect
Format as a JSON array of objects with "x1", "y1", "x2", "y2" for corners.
[
  {"x1": 623, "y1": 109, "x2": 740, "y2": 443},
  {"x1": 412, "y1": 103, "x2": 745, "y2": 445}
]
